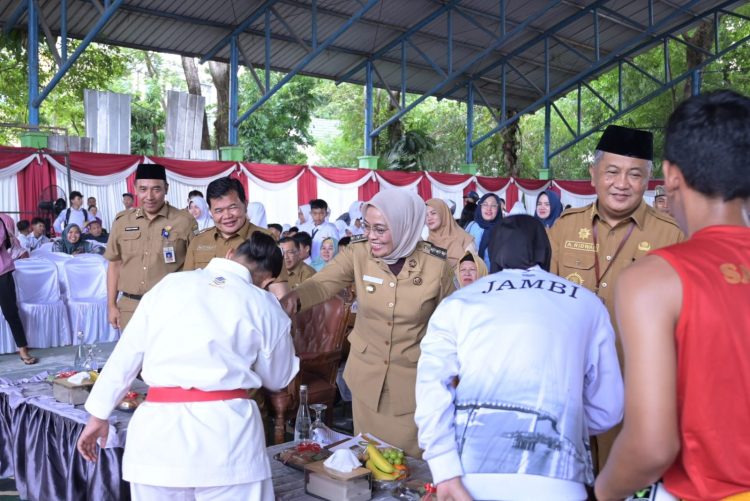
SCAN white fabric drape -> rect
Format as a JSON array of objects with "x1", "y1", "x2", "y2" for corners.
[
  {"x1": 552, "y1": 182, "x2": 598, "y2": 209},
  {"x1": 45, "y1": 154, "x2": 140, "y2": 184},
  {"x1": 13, "y1": 258, "x2": 72, "y2": 348},
  {"x1": 426, "y1": 173, "x2": 475, "y2": 218},
  {"x1": 476, "y1": 185, "x2": 509, "y2": 205},
  {"x1": 316, "y1": 182, "x2": 360, "y2": 223},
  {"x1": 0, "y1": 154, "x2": 36, "y2": 178},
  {"x1": 0, "y1": 174, "x2": 20, "y2": 222},
  {"x1": 376, "y1": 174, "x2": 422, "y2": 193},
  {"x1": 242, "y1": 167, "x2": 300, "y2": 226},
  {"x1": 164, "y1": 166, "x2": 237, "y2": 211}
]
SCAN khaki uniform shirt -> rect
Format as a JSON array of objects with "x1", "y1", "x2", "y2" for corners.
[
  {"x1": 549, "y1": 201, "x2": 684, "y2": 322},
  {"x1": 296, "y1": 238, "x2": 455, "y2": 416},
  {"x1": 104, "y1": 203, "x2": 198, "y2": 295},
  {"x1": 287, "y1": 261, "x2": 316, "y2": 289},
  {"x1": 183, "y1": 219, "x2": 289, "y2": 283}
]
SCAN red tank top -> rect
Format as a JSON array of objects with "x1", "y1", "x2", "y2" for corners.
[{"x1": 651, "y1": 226, "x2": 750, "y2": 501}]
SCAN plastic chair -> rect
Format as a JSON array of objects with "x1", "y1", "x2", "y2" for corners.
[
  {"x1": 64, "y1": 254, "x2": 118, "y2": 344},
  {"x1": 12, "y1": 258, "x2": 72, "y2": 348}
]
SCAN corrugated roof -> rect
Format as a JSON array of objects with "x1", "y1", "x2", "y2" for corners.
[{"x1": 0, "y1": 0, "x2": 736, "y2": 115}]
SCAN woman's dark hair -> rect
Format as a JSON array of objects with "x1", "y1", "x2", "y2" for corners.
[
  {"x1": 664, "y1": 90, "x2": 750, "y2": 201},
  {"x1": 236, "y1": 232, "x2": 283, "y2": 279},
  {"x1": 488, "y1": 215, "x2": 551, "y2": 273},
  {"x1": 206, "y1": 177, "x2": 247, "y2": 208}
]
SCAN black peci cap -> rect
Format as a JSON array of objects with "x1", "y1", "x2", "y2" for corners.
[
  {"x1": 596, "y1": 125, "x2": 653, "y2": 161},
  {"x1": 134, "y1": 163, "x2": 167, "y2": 181}
]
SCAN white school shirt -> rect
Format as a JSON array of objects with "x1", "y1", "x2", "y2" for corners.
[
  {"x1": 415, "y1": 266, "x2": 623, "y2": 501},
  {"x1": 85, "y1": 258, "x2": 299, "y2": 488},
  {"x1": 53, "y1": 207, "x2": 95, "y2": 234}
]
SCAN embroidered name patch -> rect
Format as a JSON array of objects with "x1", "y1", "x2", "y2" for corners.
[
  {"x1": 564, "y1": 240, "x2": 597, "y2": 252},
  {"x1": 125, "y1": 226, "x2": 140, "y2": 231}
]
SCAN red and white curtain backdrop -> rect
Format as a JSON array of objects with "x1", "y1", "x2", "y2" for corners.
[
  {"x1": 0, "y1": 149, "x2": 37, "y2": 222},
  {"x1": 0, "y1": 147, "x2": 670, "y2": 230},
  {"x1": 241, "y1": 163, "x2": 306, "y2": 226},
  {"x1": 47, "y1": 152, "x2": 144, "y2": 230}
]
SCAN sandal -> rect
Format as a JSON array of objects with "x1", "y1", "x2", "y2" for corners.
[{"x1": 19, "y1": 355, "x2": 38, "y2": 365}]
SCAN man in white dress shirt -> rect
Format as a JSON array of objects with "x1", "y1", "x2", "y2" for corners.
[
  {"x1": 415, "y1": 215, "x2": 623, "y2": 501},
  {"x1": 77, "y1": 236, "x2": 299, "y2": 501},
  {"x1": 53, "y1": 191, "x2": 95, "y2": 234},
  {"x1": 301, "y1": 199, "x2": 339, "y2": 261}
]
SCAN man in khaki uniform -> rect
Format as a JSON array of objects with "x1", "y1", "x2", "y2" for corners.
[
  {"x1": 183, "y1": 177, "x2": 289, "y2": 299},
  {"x1": 279, "y1": 237, "x2": 316, "y2": 289},
  {"x1": 548, "y1": 125, "x2": 683, "y2": 470},
  {"x1": 281, "y1": 190, "x2": 455, "y2": 458},
  {"x1": 106, "y1": 164, "x2": 198, "y2": 330}
]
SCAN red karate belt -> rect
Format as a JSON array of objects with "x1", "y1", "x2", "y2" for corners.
[{"x1": 145, "y1": 387, "x2": 250, "y2": 403}]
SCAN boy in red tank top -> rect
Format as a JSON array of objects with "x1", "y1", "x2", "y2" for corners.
[{"x1": 595, "y1": 90, "x2": 750, "y2": 501}]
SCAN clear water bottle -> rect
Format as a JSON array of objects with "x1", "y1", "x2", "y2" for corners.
[
  {"x1": 73, "y1": 331, "x2": 85, "y2": 370},
  {"x1": 294, "y1": 384, "x2": 312, "y2": 444}
]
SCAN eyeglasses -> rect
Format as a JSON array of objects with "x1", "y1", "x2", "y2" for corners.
[
  {"x1": 362, "y1": 222, "x2": 389, "y2": 237},
  {"x1": 281, "y1": 249, "x2": 299, "y2": 256},
  {"x1": 480, "y1": 203, "x2": 499, "y2": 210}
]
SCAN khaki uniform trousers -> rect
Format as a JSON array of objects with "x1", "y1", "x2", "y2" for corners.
[
  {"x1": 117, "y1": 295, "x2": 141, "y2": 331},
  {"x1": 352, "y1": 381, "x2": 421, "y2": 459}
]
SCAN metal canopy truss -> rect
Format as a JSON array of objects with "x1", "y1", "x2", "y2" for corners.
[
  {"x1": 465, "y1": 0, "x2": 749, "y2": 171},
  {"x1": 1, "y1": 0, "x2": 746, "y2": 163}
]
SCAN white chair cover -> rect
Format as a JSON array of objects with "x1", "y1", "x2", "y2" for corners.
[
  {"x1": 0, "y1": 308, "x2": 16, "y2": 354},
  {"x1": 12, "y1": 258, "x2": 72, "y2": 348},
  {"x1": 64, "y1": 255, "x2": 118, "y2": 344},
  {"x1": 32, "y1": 252, "x2": 73, "y2": 298},
  {"x1": 37, "y1": 241, "x2": 54, "y2": 252}
]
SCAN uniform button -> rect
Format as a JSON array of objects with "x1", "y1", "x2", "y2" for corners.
[
  {"x1": 387, "y1": 302, "x2": 394, "y2": 308},
  {"x1": 387, "y1": 321, "x2": 392, "y2": 326},
  {"x1": 389, "y1": 282, "x2": 395, "y2": 288},
  {"x1": 601, "y1": 282, "x2": 608, "y2": 288},
  {"x1": 385, "y1": 340, "x2": 390, "y2": 346},
  {"x1": 606, "y1": 255, "x2": 612, "y2": 261},
  {"x1": 383, "y1": 360, "x2": 388, "y2": 365}
]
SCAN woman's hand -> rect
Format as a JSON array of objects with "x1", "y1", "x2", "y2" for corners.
[
  {"x1": 77, "y1": 416, "x2": 109, "y2": 462},
  {"x1": 436, "y1": 477, "x2": 472, "y2": 501}
]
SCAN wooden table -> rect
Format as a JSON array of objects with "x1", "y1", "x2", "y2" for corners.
[{"x1": 267, "y1": 441, "x2": 432, "y2": 500}]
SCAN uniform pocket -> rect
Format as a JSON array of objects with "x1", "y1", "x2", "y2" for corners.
[
  {"x1": 562, "y1": 252, "x2": 595, "y2": 270},
  {"x1": 120, "y1": 231, "x2": 141, "y2": 254}
]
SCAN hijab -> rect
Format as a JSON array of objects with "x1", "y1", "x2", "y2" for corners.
[
  {"x1": 426, "y1": 198, "x2": 475, "y2": 267},
  {"x1": 455, "y1": 251, "x2": 488, "y2": 288},
  {"x1": 247, "y1": 202, "x2": 268, "y2": 228},
  {"x1": 473, "y1": 193, "x2": 503, "y2": 261},
  {"x1": 61, "y1": 224, "x2": 85, "y2": 255},
  {"x1": 311, "y1": 237, "x2": 339, "y2": 272},
  {"x1": 297, "y1": 204, "x2": 311, "y2": 226},
  {"x1": 487, "y1": 215, "x2": 551, "y2": 273},
  {"x1": 535, "y1": 190, "x2": 564, "y2": 228},
  {"x1": 189, "y1": 196, "x2": 213, "y2": 231},
  {"x1": 363, "y1": 190, "x2": 426, "y2": 264},
  {"x1": 334, "y1": 220, "x2": 348, "y2": 236}
]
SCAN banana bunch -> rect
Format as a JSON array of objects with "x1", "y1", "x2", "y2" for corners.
[{"x1": 364, "y1": 444, "x2": 408, "y2": 481}]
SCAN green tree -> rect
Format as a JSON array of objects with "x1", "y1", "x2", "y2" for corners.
[{"x1": 0, "y1": 33, "x2": 127, "y2": 143}]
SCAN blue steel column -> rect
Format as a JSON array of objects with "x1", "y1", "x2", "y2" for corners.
[
  {"x1": 465, "y1": 82, "x2": 474, "y2": 164},
  {"x1": 229, "y1": 36, "x2": 239, "y2": 145},
  {"x1": 61, "y1": 0, "x2": 68, "y2": 62},
  {"x1": 543, "y1": 101, "x2": 551, "y2": 171},
  {"x1": 364, "y1": 60, "x2": 373, "y2": 155},
  {"x1": 691, "y1": 69, "x2": 701, "y2": 96},
  {"x1": 27, "y1": 0, "x2": 39, "y2": 126}
]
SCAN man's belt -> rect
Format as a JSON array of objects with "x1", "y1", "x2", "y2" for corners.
[
  {"x1": 145, "y1": 387, "x2": 250, "y2": 403},
  {"x1": 121, "y1": 292, "x2": 143, "y2": 300}
]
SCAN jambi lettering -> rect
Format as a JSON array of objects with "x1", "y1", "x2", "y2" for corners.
[{"x1": 482, "y1": 278, "x2": 580, "y2": 298}]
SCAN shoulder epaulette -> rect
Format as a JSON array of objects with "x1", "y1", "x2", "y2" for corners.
[
  {"x1": 114, "y1": 208, "x2": 132, "y2": 220},
  {"x1": 417, "y1": 241, "x2": 447, "y2": 260},
  {"x1": 350, "y1": 234, "x2": 368, "y2": 243},
  {"x1": 194, "y1": 227, "x2": 212, "y2": 236},
  {"x1": 558, "y1": 203, "x2": 591, "y2": 218},
  {"x1": 646, "y1": 205, "x2": 682, "y2": 229}
]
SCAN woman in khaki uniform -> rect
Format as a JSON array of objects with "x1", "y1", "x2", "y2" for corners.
[{"x1": 282, "y1": 190, "x2": 455, "y2": 457}]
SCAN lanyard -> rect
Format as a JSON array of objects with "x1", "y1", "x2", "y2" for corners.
[{"x1": 592, "y1": 219, "x2": 635, "y2": 290}]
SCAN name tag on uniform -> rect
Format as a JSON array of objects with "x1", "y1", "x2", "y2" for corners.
[
  {"x1": 362, "y1": 274, "x2": 383, "y2": 284},
  {"x1": 163, "y1": 246, "x2": 176, "y2": 264},
  {"x1": 125, "y1": 226, "x2": 140, "y2": 231}
]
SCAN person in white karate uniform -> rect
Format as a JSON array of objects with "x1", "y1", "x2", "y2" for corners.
[
  {"x1": 77, "y1": 235, "x2": 299, "y2": 501},
  {"x1": 415, "y1": 215, "x2": 623, "y2": 501}
]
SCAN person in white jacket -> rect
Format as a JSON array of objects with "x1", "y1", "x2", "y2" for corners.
[
  {"x1": 415, "y1": 215, "x2": 623, "y2": 501},
  {"x1": 77, "y1": 236, "x2": 299, "y2": 501}
]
